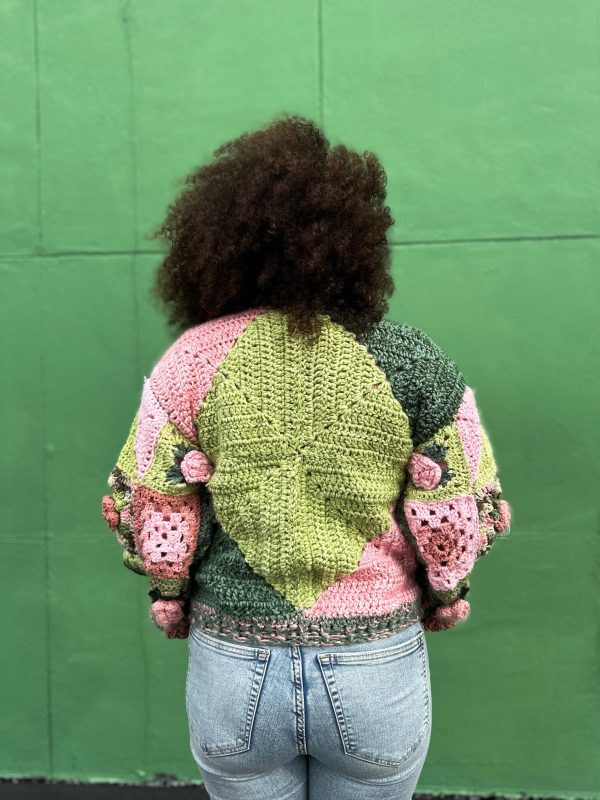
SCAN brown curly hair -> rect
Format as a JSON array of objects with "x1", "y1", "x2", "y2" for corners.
[{"x1": 149, "y1": 113, "x2": 396, "y2": 343}]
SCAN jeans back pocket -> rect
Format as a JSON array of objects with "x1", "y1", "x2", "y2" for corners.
[
  {"x1": 186, "y1": 627, "x2": 271, "y2": 757},
  {"x1": 317, "y1": 630, "x2": 431, "y2": 767}
]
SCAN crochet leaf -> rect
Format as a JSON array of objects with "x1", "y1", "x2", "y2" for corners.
[{"x1": 196, "y1": 311, "x2": 414, "y2": 608}]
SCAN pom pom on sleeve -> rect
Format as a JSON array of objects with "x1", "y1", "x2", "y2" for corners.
[
  {"x1": 494, "y1": 499, "x2": 511, "y2": 533},
  {"x1": 101, "y1": 495, "x2": 120, "y2": 531},
  {"x1": 149, "y1": 598, "x2": 191, "y2": 638},
  {"x1": 424, "y1": 598, "x2": 470, "y2": 632}
]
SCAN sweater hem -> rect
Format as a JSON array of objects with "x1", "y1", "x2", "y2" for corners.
[{"x1": 188, "y1": 597, "x2": 424, "y2": 647}]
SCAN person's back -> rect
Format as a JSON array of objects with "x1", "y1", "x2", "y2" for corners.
[{"x1": 101, "y1": 114, "x2": 512, "y2": 799}]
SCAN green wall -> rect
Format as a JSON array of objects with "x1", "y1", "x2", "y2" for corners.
[{"x1": 2, "y1": 1, "x2": 599, "y2": 795}]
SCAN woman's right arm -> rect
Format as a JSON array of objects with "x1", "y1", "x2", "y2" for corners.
[{"x1": 400, "y1": 333, "x2": 512, "y2": 631}]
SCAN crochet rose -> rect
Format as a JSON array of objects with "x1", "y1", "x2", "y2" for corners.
[
  {"x1": 101, "y1": 495, "x2": 119, "y2": 530},
  {"x1": 408, "y1": 453, "x2": 442, "y2": 490},
  {"x1": 180, "y1": 450, "x2": 214, "y2": 484}
]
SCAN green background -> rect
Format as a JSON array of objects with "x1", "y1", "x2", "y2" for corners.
[{"x1": 2, "y1": 0, "x2": 599, "y2": 795}]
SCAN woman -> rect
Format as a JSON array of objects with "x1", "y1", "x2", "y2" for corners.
[{"x1": 102, "y1": 113, "x2": 511, "y2": 799}]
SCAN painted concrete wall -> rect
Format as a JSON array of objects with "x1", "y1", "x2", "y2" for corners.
[{"x1": 2, "y1": 0, "x2": 599, "y2": 795}]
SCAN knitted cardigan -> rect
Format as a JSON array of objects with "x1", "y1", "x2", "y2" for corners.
[{"x1": 101, "y1": 306, "x2": 511, "y2": 645}]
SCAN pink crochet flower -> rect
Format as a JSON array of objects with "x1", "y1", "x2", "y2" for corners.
[
  {"x1": 180, "y1": 450, "x2": 214, "y2": 483},
  {"x1": 101, "y1": 495, "x2": 119, "y2": 530},
  {"x1": 421, "y1": 523, "x2": 463, "y2": 571},
  {"x1": 494, "y1": 499, "x2": 511, "y2": 533},
  {"x1": 408, "y1": 453, "x2": 442, "y2": 489}
]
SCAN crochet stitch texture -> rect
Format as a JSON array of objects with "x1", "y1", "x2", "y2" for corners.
[{"x1": 101, "y1": 306, "x2": 512, "y2": 644}]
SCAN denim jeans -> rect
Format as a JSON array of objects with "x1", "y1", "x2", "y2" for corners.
[{"x1": 185, "y1": 619, "x2": 432, "y2": 800}]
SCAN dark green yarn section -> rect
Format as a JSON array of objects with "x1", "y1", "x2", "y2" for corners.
[
  {"x1": 122, "y1": 549, "x2": 146, "y2": 576},
  {"x1": 355, "y1": 319, "x2": 466, "y2": 447},
  {"x1": 147, "y1": 576, "x2": 189, "y2": 600},
  {"x1": 193, "y1": 526, "x2": 298, "y2": 617},
  {"x1": 190, "y1": 490, "x2": 298, "y2": 618},
  {"x1": 192, "y1": 483, "x2": 217, "y2": 566},
  {"x1": 426, "y1": 576, "x2": 471, "y2": 605}
]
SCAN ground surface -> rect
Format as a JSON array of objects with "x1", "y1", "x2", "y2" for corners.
[{"x1": 0, "y1": 780, "x2": 555, "y2": 800}]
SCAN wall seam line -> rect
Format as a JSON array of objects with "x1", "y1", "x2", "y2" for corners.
[
  {"x1": 33, "y1": 0, "x2": 44, "y2": 254},
  {"x1": 317, "y1": 0, "x2": 324, "y2": 127}
]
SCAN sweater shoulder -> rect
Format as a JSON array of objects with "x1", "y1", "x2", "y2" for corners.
[
  {"x1": 356, "y1": 319, "x2": 466, "y2": 446},
  {"x1": 360, "y1": 317, "x2": 458, "y2": 363},
  {"x1": 148, "y1": 308, "x2": 269, "y2": 439},
  {"x1": 156, "y1": 307, "x2": 270, "y2": 367}
]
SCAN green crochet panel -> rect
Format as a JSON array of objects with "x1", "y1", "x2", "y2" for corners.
[
  {"x1": 354, "y1": 318, "x2": 466, "y2": 446},
  {"x1": 115, "y1": 409, "x2": 200, "y2": 496}
]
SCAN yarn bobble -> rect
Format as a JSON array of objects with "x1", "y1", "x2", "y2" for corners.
[
  {"x1": 408, "y1": 453, "x2": 442, "y2": 489},
  {"x1": 494, "y1": 499, "x2": 511, "y2": 533},
  {"x1": 424, "y1": 599, "x2": 470, "y2": 632},
  {"x1": 181, "y1": 450, "x2": 214, "y2": 483},
  {"x1": 150, "y1": 598, "x2": 185, "y2": 628},
  {"x1": 101, "y1": 495, "x2": 119, "y2": 530}
]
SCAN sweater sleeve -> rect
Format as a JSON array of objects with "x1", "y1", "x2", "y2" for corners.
[
  {"x1": 401, "y1": 336, "x2": 512, "y2": 632},
  {"x1": 100, "y1": 361, "x2": 214, "y2": 639}
]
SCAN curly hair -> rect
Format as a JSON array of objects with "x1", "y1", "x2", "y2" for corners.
[{"x1": 149, "y1": 113, "x2": 396, "y2": 344}]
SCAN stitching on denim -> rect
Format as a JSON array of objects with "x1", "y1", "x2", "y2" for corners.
[
  {"x1": 324, "y1": 629, "x2": 424, "y2": 664},
  {"x1": 191, "y1": 625, "x2": 267, "y2": 660},
  {"x1": 200, "y1": 651, "x2": 270, "y2": 757},
  {"x1": 317, "y1": 656, "x2": 350, "y2": 756},
  {"x1": 318, "y1": 637, "x2": 431, "y2": 768},
  {"x1": 291, "y1": 646, "x2": 307, "y2": 755}
]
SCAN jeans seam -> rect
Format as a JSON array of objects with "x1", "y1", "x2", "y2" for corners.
[
  {"x1": 197, "y1": 650, "x2": 271, "y2": 757},
  {"x1": 323, "y1": 630, "x2": 424, "y2": 664}
]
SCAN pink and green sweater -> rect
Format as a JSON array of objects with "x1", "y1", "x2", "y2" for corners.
[{"x1": 101, "y1": 306, "x2": 511, "y2": 645}]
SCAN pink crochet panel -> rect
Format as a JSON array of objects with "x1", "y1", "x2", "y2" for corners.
[
  {"x1": 123, "y1": 309, "x2": 268, "y2": 589},
  {"x1": 136, "y1": 378, "x2": 169, "y2": 480},
  {"x1": 404, "y1": 494, "x2": 480, "y2": 591},
  {"x1": 304, "y1": 504, "x2": 420, "y2": 618},
  {"x1": 149, "y1": 307, "x2": 269, "y2": 445},
  {"x1": 133, "y1": 485, "x2": 201, "y2": 579},
  {"x1": 455, "y1": 386, "x2": 483, "y2": 483}
]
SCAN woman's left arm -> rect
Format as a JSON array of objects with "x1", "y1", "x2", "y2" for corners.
[{"x1": 101, "y1": 364, "x2": 214, "y2": 639}]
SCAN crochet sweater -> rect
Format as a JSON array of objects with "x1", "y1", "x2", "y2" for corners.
[{"x1": 101, "y1": 306, "x2": 512, "y2": 645}]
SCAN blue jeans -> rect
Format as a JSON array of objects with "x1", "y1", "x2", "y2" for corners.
[{"x1": 185, "y1": 620, "x2": 432, "y2": 800}]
